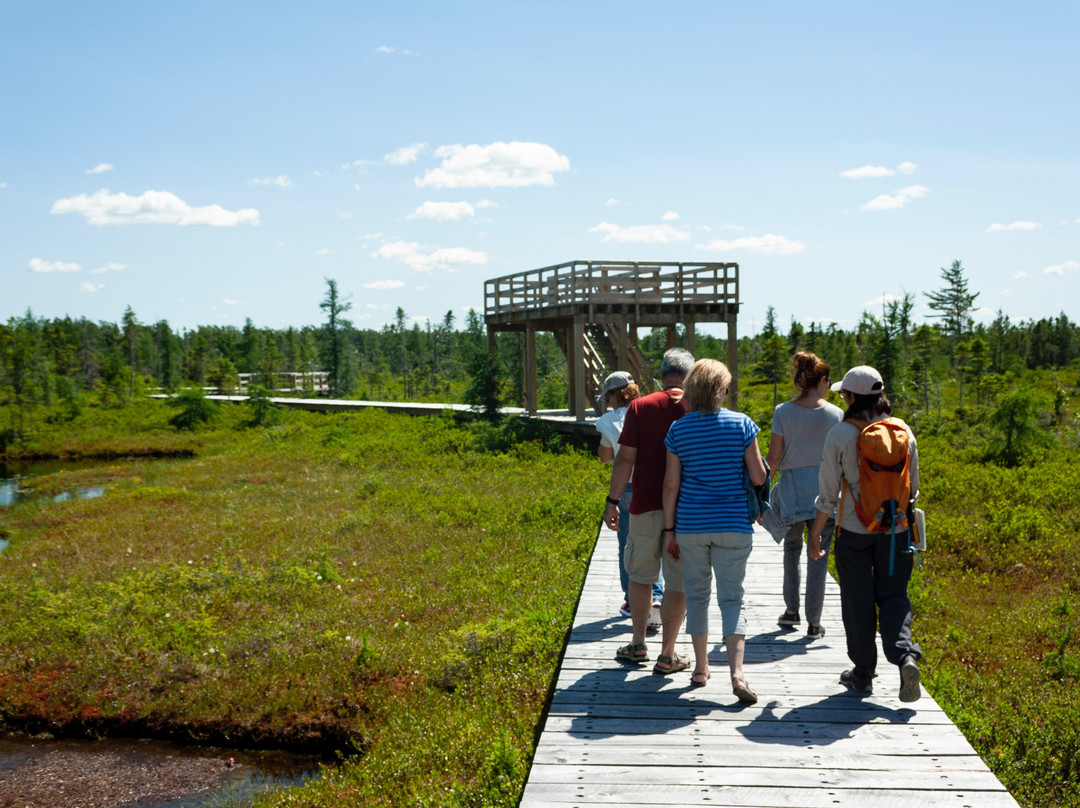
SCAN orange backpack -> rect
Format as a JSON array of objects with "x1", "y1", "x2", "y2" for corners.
[{"x1": 841, "y1": 417, "x2": 911, "y2": 532}]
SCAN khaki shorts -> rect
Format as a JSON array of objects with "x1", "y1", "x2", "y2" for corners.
[{"x1": 624, "y1": 509, "x2": 684, "y2": 592}]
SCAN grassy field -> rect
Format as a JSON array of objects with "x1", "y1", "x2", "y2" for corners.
[
  {"x1": 2, "y1": 385, "x2": 1080, "y2": 806},
  {"x1": 0, "y1": 401, "x2": 605, "y2": 806}
]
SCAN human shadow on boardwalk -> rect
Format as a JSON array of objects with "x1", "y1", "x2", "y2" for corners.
[
  {"x1": 734, "y1": 693, "x2": 919, "y2": 746},
  {"x1": 557, "y1": 666, "x2": 715, "y2": 739},
  {"x1": 564, "y1": 615, "x2": 644, "y2": 645}
]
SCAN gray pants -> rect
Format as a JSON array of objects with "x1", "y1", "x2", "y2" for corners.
[
  {"x1": 783, "y1": 518, "x2": 833, "y2": 626},
  {"x1": 678, "y1": 531, "x2": 752, "y2": 638}
]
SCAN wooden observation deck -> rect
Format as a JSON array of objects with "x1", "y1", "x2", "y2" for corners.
[{"x1": 484, "y1": 260, "x2": 740, "y2": 419}]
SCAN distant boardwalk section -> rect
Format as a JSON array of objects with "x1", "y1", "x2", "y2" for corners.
[{"x1": 520, "y1": 522, "x2": 1021, "y2": 807}]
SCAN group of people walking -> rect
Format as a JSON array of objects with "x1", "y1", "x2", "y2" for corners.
[{"x1": 598, "y1": 348, "x2": 922, "y2": 704}]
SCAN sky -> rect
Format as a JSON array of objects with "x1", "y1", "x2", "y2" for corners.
[{"x1": 3, "y1": 1, "x2": 1078, "y2": 339}]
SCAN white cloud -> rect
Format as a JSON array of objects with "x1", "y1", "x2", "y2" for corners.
[
  {"x1": 476, "y1": 199, "x2": 498, "y2": 209},
  {"x1": 985, "y1": 220, "x2": 1041, "y2": 233},
  {"x1": 661, "y1": 211, "x2": 679, "y2": 221},
  {"x1": 897, "y1": 161, "x2": 917, "y2": 175},
  {"x1": 1044, "y1": 261, "x2": 1080, "y2": 275},
  {"x1": 0, "y1": 182, "x2": 7, "y2": 188},
  {"x1": 588, "y1": 222, "x2": 690, "y2": 244},
  {"x1": 695, "y1": 234, "x2": 806, "y2": 254},
  {"x1": 91, "y1": 262, "x2": 127, "y2": 274},
  {"x1": 338, "y1": 211, "x2": 354, "y2": 219},
  {"x1": 29, "y1": 258, "x2": 81, "y2": 273},
  {"x1": 384, "y1": 143, "x2": 427, "y2": 165},
  {"x1": 342, "y1": 159, "x2": 377, "y2": 172},
  {"x1": 375, "y1": 45, "x2": 394, "y2": 53},
  {"x1": 51, "y1": 189, "x2": 259, "y2": 226},
  {"x1": 364, "y1": 279, "x2": 406, "y2": 290},
  {"x1": 249, "y1": 175, "x2": 292, "y2": 189},
  {"x1": 316, "y1": 248, "x2": 334, "y2": 256},
  {"x1": 81, "y1": 281, "x2": 104, "y2": 293},
  {"x1": 840, "y1": 165, "x2": 895, "y2": 179},
  {"x1": 408, "y1": 200, "x2": 475, "y2": 221},
  {"x1": 861, "y1": 185, "x2": 930, "y2": 211},
  {"x1": 360, "y1": 232, "x2": 385, "y2": 241},
  {"x1": 605, "y1": 198, "x2": 619, "y2": 207},
  {"x1": 416, "y1": 141, "x2": 570, "y2": 189},
  {"x1": 371, "y1": 241, "x2": 489, "y2": 272},
  {"x1": 1014, "y1": 270, "x2": 1029, "y2": 279},
  {"x1": 222, "y1": 298, "x2": 242, "y2": 305},
  {"x1": 86, "y1": 163, "x2": 114, "y2": 175}
]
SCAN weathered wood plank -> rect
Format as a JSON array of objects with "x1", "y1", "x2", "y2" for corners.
[{"x1": 519, "y1": 521, "x2": 1019, "y2": 807}]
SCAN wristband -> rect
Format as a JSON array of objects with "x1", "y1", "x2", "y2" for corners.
[
  {"x1": 663, "y1": 527, "x2": 675, "y2": 533},
  {"x1": 605, "y1": 495, "x2": 620, "y2": 506}
]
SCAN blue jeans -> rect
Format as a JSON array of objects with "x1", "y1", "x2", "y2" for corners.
[{"x1": 616, "y1": 483, "x2": 664, "y2": 602}]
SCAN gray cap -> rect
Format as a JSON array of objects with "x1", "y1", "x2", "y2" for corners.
[
  {"x1": 831, "y1": 365, "x2": 884, "y2": 395},
  {"x1": 596, "y1": 371, "x2": 634, "y2": 403}
]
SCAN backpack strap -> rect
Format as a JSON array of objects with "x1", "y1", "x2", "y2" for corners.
[{"x1": 834, "y1": 419, "x2": 865, "y2": 538}]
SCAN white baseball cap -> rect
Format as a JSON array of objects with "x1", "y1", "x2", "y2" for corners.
[{"x1": 831, "y1": 365, "x2": 884, "y2": 395}]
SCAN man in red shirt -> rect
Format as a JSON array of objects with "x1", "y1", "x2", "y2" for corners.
[{"x1": 603, "y1": 347, "x2": 693, "y2": 674}]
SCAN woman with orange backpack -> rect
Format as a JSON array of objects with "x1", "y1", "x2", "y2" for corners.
[{"x1": 808, "y1": 365, "x2": 923, "y2": 702}]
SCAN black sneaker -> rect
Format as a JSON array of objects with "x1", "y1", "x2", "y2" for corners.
[
  {"x1": 899, "y1": 655, "x2": 921, "y2": 702},
  {"x1": 806, "y1": 624, "x2": 825, "y2": 640},
  {"x1": 777, "y1": 610, "x2": 800, "y2": 627},
  {"x1": 840, "y1": 668, "x2": 874, "y2": 694}
]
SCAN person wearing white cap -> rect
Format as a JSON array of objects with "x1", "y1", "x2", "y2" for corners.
[
  {"x1": 595, "y1": 371, "x2": 664, "y2": 622},
  {"x1": 808, "y1": 365, "x2": 923, "y2": 702}
]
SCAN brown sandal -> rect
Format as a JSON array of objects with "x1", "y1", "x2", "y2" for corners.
[
  {"x1": 615, "y1": 642, "x2": 648, "y2": 664},
  {"x1": 732, "y1": 679, "x2": 758, "y2": 704}
]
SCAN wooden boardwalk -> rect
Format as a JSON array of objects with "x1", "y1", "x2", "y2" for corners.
[{"x1": 520, "y1": 523, "x2": 1021, "y2": 808}]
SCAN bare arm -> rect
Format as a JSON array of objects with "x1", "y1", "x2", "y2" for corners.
[
  {"x1": 662, "y1": 450, "x2": 682, "y2": 560},
  {"x1": 764, "y1": 433, "x2": 784, "y2": 482},
  {"x1": 745, "y1": 439, "x2": 767, "y2": 486},
  {"x1": 603, "y1": 445, "x2": 637, "y2": 530},
  {"x1": 808, "y1": 509, "x2": 831, "y2": 560},
  {"x1": 597, "y1": 444, "x2": 614, "y2": 464}
]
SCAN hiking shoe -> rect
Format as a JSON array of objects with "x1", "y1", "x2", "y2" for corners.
[
  {"x1": 777, "y1": 610, "x2": 800, "y2": 627},
  {"x1": 619, "y1": 601, "x2": 632, "y2": 618},
  {"x1": 806, "y1": 624, "x2": 825, "y2": 640},
  {"x1": 899, "y1": 655, "x2": 921, "y2": 702},
  {"x1": 840, "y1": 668, "x2": 874, "y2": 694}
]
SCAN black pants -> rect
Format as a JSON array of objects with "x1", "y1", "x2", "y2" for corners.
[{"x1": 834, "y1": 527, "x2": 922, "y2": 675}]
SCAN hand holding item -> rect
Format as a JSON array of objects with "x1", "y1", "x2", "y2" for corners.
[{"x1": 808, "y1": 533, "x2": 825, "y2": 561}]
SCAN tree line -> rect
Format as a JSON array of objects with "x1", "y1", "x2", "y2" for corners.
[{"x1": 2, "y1": 266, "x2": 1078, "y2": 443}]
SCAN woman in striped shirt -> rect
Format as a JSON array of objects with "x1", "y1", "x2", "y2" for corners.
[{"x1": 663, "y1": 358, "x2": 767, "y2": 699}]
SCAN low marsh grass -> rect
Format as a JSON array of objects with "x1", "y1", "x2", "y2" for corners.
[{"x1": 0, "y1": 404, "x2": 606, "y2": 806}]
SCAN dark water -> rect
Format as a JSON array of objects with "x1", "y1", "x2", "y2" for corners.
[
  {"x1": 0, "y1": 458, "x2": 120, "y2": 509},
  {"x1": 0, "y1": 737, "x2": 320, "y2": 807}
]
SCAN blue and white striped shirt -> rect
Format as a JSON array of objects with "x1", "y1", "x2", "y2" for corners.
[{"x1": 664, "y1": 409, "x2": 760, "y2": 533}]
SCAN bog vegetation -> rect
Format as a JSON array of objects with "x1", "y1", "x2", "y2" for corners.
[{"x1": 2, "y1": 262, "x2": 1080, "y2": 806}]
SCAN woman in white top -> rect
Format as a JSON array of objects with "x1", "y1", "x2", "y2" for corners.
[{"x1": 763, "y1": 352, "x2": 843, "y2": 639}]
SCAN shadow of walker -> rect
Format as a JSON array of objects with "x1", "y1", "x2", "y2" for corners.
[{"x1": 734, "y1": 692, "x2": 919, "y2": 747}]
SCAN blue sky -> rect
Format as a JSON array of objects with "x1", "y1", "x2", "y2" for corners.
[{"x1": 3, "y1": 1, "x2": 1077, "y2": 338}]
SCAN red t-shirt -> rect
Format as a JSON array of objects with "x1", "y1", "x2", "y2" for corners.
[{"x1": 618, "y1": 388, "x2": 687, "y2": 514}]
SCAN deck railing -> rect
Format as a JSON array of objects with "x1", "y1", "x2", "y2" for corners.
[{"x1": 484, "y1": 260, "x2": 738, "y2": 317}]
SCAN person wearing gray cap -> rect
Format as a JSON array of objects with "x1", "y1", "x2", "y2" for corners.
[
  {"x1": 808, "y1": 365, "x2": 923, "y2": 702},
  {"x1": 603, "y1": 347, "x2": 694, "y2": 675},
  {"x1": 595, "y1": 371, "x2": 664, "y2": 622}
]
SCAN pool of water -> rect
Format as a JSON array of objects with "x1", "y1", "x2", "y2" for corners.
[
  {"x1": 0, "y1": 737, "x2": 321, "y2": 807},
  {"x1": 0, "y1": 459, "x2": 125, "y2": 509}
]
